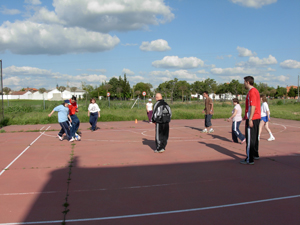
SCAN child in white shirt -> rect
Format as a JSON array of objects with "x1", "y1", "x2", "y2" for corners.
[
  {"x1": 227, "y1": 98, "x2": 245, "y2": 144},
  {"x1": 88, "y1": 98, "x2": 101, "y2": 131},
  {"x1": 146, "y1": 99, "x2": 153, "y2": 123},
  {"x1": 259, "y1": 95, "x2": 275, "y2": 141}
]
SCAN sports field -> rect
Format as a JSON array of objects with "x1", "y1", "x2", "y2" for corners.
[{"x1": 0, "y1": 118, "x2": 299, "y2": 224}]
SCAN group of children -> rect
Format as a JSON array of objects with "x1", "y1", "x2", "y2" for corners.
[
  {"x1": 49, "y1": 94, "x2": 274, "y2": 144},
  {"x1": 228, "y1": 94, "x2": 275, "y2": 143},
  {"x1": 49, "y1": 97, "x2": 101, "y2": 142}
]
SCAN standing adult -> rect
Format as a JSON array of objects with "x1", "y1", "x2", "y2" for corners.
[
  {"x1": 69, "y1": 95, "x2": 81, "y2": 140},
  {"x1": 146, "y1": 99, "x2": 153, "y2": 123},
  {"x1": 202, "y1": 91, "x2": 214, "y2": 133},
  {"x1": 241, "y1": 76, "x2": 261, "y2": 165},
  {"x1": 151, "y1": 93, "x2": 172, "y2": 153}
]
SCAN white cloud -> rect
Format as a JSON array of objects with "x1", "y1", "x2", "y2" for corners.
[
  {"x1": 3, "y1": 77, "x2": 22, "y2": 86},
  {"x1": 149, "y1": 70, "x2": 203, "y2": 82},
  {"x1": 31, "y1": 0, "x2": 174, "y2": 33},
  {"x1": 236, "y1": 55, "x2": 277, "y2": 67},
  {"x1": 152, "y1": 56, "x2": 205, "y2": 69},
  {"x1": 121, "y1": 43, "x2": 138, "y2": 46},
  {"x1": 210, "y1": 67, "x2": 259, "y2": 75},
  {"x1": 3, "y1": 65, "x2": 54, "y2": 76},
  {"x1": 197, "y1": 70, "x2": 209, "y2": 74},
  {"x1": 25, "y1": 0, "x2": 42, "y2": 5},
  {"x1": 267, "y1": 67, "x2": 276, "y2": 72},
  {"x1": 280, "y1": 59, "x2": 300, "y2": 69},
  {"x1": 230, "y1": 0, "x2": 277, "y2": 8},
  {"x1": 0, "y1": 21, "x2": 120, "y2": 55},
  {"x1": 216, "y1": 55, "x2": 232, "y2": 59},
  {"x1": 237, "y1": 46, "x2": 256, "y2": 57},
  {"x1": 122, "y1": 68, "x2": 135, "y2": 75},
  {"x1": 127, "y1": 75, "x2": 145, "y2": 83},
  {"x1": 255, "y1": 73, "x2": 289, "y2": 83},
  {"x1": 0, "y1": 7, "x2": 21, "y2": 15},
  {"x1": 72, "y1": 74, "x2": 107, "y2": 82},
  {"x1": 140, "y1": 39, "x2": 171, "y2": 52}
]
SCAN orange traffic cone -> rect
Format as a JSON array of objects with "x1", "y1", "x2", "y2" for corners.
[{"x1": 135, "y1": 119, "x2": 138, "y2": 124}]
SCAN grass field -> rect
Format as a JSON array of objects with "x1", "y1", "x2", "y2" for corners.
[{"x1": 0, "y1": 99, "x2": 299, "y2": 127}]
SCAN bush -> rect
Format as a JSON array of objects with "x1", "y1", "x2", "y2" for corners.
[{"x1": 277, "y1": 100, "x2": 283, "y2": 105}]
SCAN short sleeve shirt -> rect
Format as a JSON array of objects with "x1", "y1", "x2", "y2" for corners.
[
  {"x1": 204, "y1": 97, "x2": 213, "y2": 115},
  {"x1": 261, "y1": 102, "x2": 270, "y2": 117},
  {"x1": 245, "y1": 87, "x2": 261, "y2": 120},
  {"x1": 232, "y1": 104, "x2": 242, "y2": 122}
]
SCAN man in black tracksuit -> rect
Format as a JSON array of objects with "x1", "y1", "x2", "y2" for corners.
[{"x1": 151, "y1": 93, "x2": 172, "y2": 153}]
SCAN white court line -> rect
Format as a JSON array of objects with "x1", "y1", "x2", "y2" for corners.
[
  {"x1": 2, "y1": 194, "x2": 300, "y2": 225},
  {"x1": 0, "y1": 126, "x2": 51, "y2": 176}
]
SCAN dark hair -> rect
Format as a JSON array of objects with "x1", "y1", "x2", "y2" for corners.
[
  {"x1": 90, "y1": 98, "x2": 96, "y2": 103},
  {"x1": 203, "y1": 91, "x2": 209, "y2": 95},
  {"x1": 71, "y1": 95, "x2": 77, "y2": 101},
  {"x1": 232, "y1": 98, "x2": 239, "y2": 104},
  {"x1": 260, "y1": 94, "x2": 267, "y2": 103},
  {"x1": 244, "y1": 76, "x2": 254, "y2": 85}
]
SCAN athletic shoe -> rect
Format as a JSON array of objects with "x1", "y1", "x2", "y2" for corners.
[
  {"x1": 158, "y1": 149, "x2": 165, "y2": 153},
  {"x1": 241, "y1": 139, "x2": 246, "y2": 144},
  {"x1": 69, "y1": 138, "x2": 75, "y2": 142},
  {"x1": 57, "y1": 135, "x2": 63, "y2": 141},
  {"x1": 254, "y1": 156, "x2": 260, "y2": 160},
  {"x1": 201, "y1": 129, "x2": 208, "y2": 133},
  {"x1": 208, "y1": 129, "x2": 214, "y2": 133},
  {"x1": 75, "y1": 135, "x2": 81, "y2": 141},
  {"x1": 154, "y1": 150, "x2": 158, "y2": 153},
  {"x1": 268, "y1": 136, "x2": 275, "y2": 141},
  {"x1": 240, "y1": 160, "x2": 254, "y2": 165}
]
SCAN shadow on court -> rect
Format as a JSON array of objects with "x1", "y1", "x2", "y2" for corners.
[
  {"x1": 142, "y1": 138, "x2": 156, "y2": 150},
  {"x1": 199, "y1": 142, "x2": 244, "y2": 160},
  {"x1": 21, "y1": 154, "x2": 300, "y2": 225}
]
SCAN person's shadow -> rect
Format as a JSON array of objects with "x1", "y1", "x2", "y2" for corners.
[
  {"x1": 142, "y1": 138, "x2": 156, "y2": 150},
  {"x1": 208, "y1": 134, "x2": 232, "y2": 143},
  {"x1": 185, "y1": 126, "x2": 203, "y2": 132},
  {"x1": 199, "y1": 141, "x2": 244, "y2": 160}
]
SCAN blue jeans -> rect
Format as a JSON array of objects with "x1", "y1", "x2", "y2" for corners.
[
  {"x1": 89, "y1": 112, "x2": 98, "y2": 131},
  {"x1": 205, "y1": 114, "x2": 212, "y2": 128},
  {"x1": 70, "y1": 114, "x2": 80, "y2": 138},
  {"x1": 232, "y1": 120, "x2": 245, "y2": 142}
]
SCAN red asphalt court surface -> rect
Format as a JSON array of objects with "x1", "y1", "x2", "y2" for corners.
[{"x1": 0, "y1": 118, "x2": 299, "y2": 225}]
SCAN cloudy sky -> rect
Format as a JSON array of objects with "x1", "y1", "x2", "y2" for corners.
[{"x1": 0, "y1": 0, "x2": 299, "y2": 90}]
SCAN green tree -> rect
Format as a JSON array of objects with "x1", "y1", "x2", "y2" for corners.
[
  {"x1": 58, "y1": 86, "x2": 66, "y2": 93},
  {"x1": 288, "y1": 87, "x2": 296, "y2": 98},
  {"x1": 275, "y1": 86, "x2": 287, "y2": 98},
  {"x1": 108, "y1": 77, "x2": 119, "y2": 97},
  {"x1": 3, "y1": 87, "x2": 11, "y2": 95},
  {"x1": 228, "y1": 79, "x2": 242, "y2": 98},
  {"x1": 38, "y1": 88, "x2": 47, "y2": 94}
]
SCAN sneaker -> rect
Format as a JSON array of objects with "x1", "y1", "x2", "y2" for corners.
[
  {"x1": 241, "y1": 139, "x2": 246, "y2": 144},
  {"x1": 254, "y1": 156, "x2": 260, "y2": 160},
  {"x1": 158, "y1": 149, "x2": 165, "y2": 153},
  {"x1": 201, "y1": 129, "x2": 208, "y2": 133},
  {"x1": 268, "y1": 136, "x2": 275, "y2": 141},
  {"x1": 208, "y1": 129, "x2": 214, "y2": 133},
  {"x1": 57, "y1": 135, "x2": 63, "y2": 141},
  {"x1": 240, "y1": 160, "x2": 254, "y2": 165},
  {"x1": 69, "y1": 138, "x2": 75, "y2": 142},
  {"x1": 75, "y1": 135, "x2": 81, "y2": 141},
  {"x1": 154, "y1": 150, "x2": 158, "y2": 153}
]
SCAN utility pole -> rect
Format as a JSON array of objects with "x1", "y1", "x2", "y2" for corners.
[{"x1": 0, "y1": 59, "x2": 3, "y2": 120}]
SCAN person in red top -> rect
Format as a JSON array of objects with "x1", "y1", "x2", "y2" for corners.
[
  {"x1": 69, "y1": 96, "x2": 80, "y2": 140},
  {"x1": 241, "y1": 76, "x2": 261, "y2": 165}
]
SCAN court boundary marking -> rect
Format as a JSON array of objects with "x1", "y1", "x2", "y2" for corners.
[
  {"x1": 2, "y1": 194, "x2": 300, "y2": 224},
  {"x1": 0, "y1": 126, "x2": 51, "y2": 176}
]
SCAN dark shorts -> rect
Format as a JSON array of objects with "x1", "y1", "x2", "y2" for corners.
[{"x1": 205, "y1": 114, "x2": 212, "y2": 127}]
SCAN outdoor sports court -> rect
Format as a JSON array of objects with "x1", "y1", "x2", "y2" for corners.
[{"x1": 0, "y1": 118, "x2": 299, "y2": 225}]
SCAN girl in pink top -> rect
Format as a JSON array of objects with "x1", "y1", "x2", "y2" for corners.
[{"x1": 227, "y1": 98, "x2": 245, "y2": 144}]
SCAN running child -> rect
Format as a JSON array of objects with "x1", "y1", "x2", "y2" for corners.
[
  {"x1": 227, "y1": 98, "x2": 245, "y2": 144},
  {"x1": 259, "y1": 95, "x2": 275, "y2": 141},
  {"x1": 88, "y1": 98, "x2": 100, "y2": 131},
  {"x1": 48, "y1": 100, "x2": 74, "y2": 142},
  {"x1": 146, "y1": 99, "x2": 153, "y2": 123}
]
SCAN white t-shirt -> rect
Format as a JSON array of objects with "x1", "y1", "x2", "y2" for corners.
[
  {"x1": 232, "y1": 104, "x2": 242, "y2": 122},
  {"x1": 261, "y1": 102, "x2": 270, "y2": 117},
  {"x1": 146, "y1": 102, "x2": 153, "y2": 111},
  {"x1": 88, "y1": 103, "x2": 100, "y2": 113}
]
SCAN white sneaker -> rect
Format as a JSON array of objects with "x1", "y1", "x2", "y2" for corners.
[
  {"x1": 69, "y1": 137, "x2": 75, "y2": 142},
  {"x1": 268, "y1": 136, "x2": 275, "y2": 141},
  {"x1": 201, "y1": 129, "x2": 208, "y2": 133},
  {"x1": 208, "y1": 128, "x2": 214, "y2": 133},
  {"x1": 57, "y1": 135, "x2": 63, "y2": 141}
]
